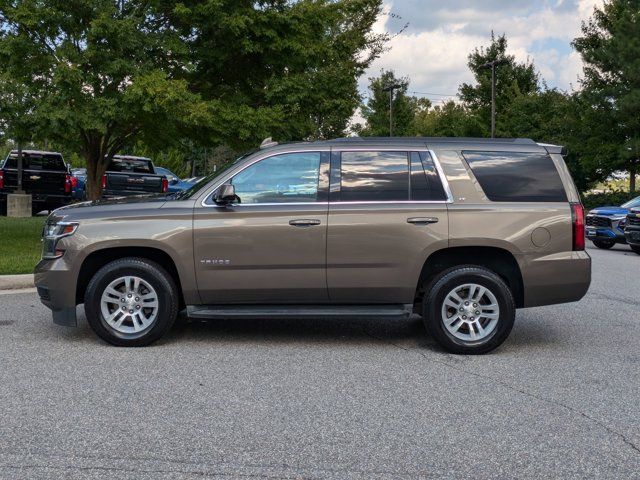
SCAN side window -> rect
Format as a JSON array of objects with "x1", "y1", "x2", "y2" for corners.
[
  {"x1": 410, "y1": 152, "x2": 447, "y2": 201},
  {"x1": 462, "y1": 151, "x2": 568, "y2": 202},
  {"x1": 231, "y1": 152, "x2": 321, "y2": 204},
  {"x1": 340, "y1": 151, "x2": 409, "y2": 202}
]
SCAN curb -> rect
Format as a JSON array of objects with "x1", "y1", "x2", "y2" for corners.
[{"x1": 0, "y1": 274, "x2": 35, "y2": 290}]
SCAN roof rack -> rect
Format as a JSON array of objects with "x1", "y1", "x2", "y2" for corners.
[
  {"x1": 324, "y1": 137, "x2": 537, "y2": 144},
  {"x1": 260, "y1": 137, "x2": 279, "y2": 149}
]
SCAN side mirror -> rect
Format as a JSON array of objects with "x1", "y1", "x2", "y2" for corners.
[{"x1": 214, "y1": 184, "x2": 238, "y2": 205}]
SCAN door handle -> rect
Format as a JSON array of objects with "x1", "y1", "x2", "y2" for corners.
[
  {"x1": 407, "y1": 217, "x2": 439, "y2": 225},
  {"x1": 289, "y1": 219, "x2": 321, "y2": 227}
]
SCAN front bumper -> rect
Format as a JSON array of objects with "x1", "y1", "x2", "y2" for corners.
[
  {"x1": 624, "y1": 227, "x2": 640, "y2": 246},
  {"x1": 585, "y1": 227, "x2": 626, "y2": 243},
  {"x1": 34, "y1": 257, "x2": 78, "y2": 327}
]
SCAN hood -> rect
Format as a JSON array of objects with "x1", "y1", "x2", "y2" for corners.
[
  {"x1": 588, "y1": 206, "x2": 629, "y2": 216},
  {"x1": 60, "y1": 193, "x2": 172, "y2": 210}
]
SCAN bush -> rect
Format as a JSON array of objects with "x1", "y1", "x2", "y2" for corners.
[{"x1": 581, "y1": 190, "x2": 638, "y2": 210}]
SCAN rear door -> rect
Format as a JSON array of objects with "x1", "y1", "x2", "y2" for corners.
[
  {"x1": 326, "y1": 147, "x2": 450, "y2": 304},
  {"x1": 193, "y1": 150, "x2": 330, "y2": 304}
]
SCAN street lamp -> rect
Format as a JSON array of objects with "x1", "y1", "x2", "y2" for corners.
[
  {"x1": 479, "y1": 58, "x2": 508, "y2": 138},
  {"x1": 382, "y1": 83, "x2": 404, "y2": 137}
]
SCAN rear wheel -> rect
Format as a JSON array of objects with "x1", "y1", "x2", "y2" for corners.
[
  {"x1": 631, "y1": 245, "x2": 640, "y2": 255},
  {"x1": 84, "y1": 257, "x2": 179, "y2": 346},
  {"x1": 422, "y1": 266, "x2": 515, "y2": 355},
  {"x1": 592, "y1": 239, "x2": 615, "y2": 249}
]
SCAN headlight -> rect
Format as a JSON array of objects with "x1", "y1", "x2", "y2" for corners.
[{"x1": 41, "y1": 221, "x2": 78, "y2": 259}]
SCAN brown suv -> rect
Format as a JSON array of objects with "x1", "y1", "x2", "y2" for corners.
[{"x1": 34, "y1": 137, "x2": 591, "y2": 354}]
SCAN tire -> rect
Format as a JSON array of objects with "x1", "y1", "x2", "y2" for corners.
[
  {"x1": 84, "y1": 257, "x2": 179, "y2": 346},
  {"x1": 631, "y1": 245, "x2": 640, "y2": 255},
  {"x1": 592, "y1": 239, "x2": 615, "y2": 249},
  {"x1": 422, "y1": 266, "x2": 515, "y2": 355}
]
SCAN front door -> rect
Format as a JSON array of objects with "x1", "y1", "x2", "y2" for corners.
[
  {"x1": 194, "y1": 150, "x2": 330, "y2": 304},
  {"x1": 326, "y1": 149, "x2": 449, "y2": 304}
]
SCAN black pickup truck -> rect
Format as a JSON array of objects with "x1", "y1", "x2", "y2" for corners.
[
  {"x1": 101, "y1": 155, "x2": 168, "y2": 197},
  {"x1": 0, "y1": 150, "x2": 73, "y2": 215}
]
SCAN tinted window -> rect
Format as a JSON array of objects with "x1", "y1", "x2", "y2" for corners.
[
  {"x1": 340, "y1": 151, "x2": 408, "y2": 202},
  {"x1": 622, "y1": 196, "x2": 640, "y2": 209},
  {"x1": 410, "y1": 152, "x2": 447, "y2": 201},
  {"x1": 108, "y1": 158, "x2": 154, "y2": 174},
  {"x1": 4, "y1": 153, "x2": 66, "y2": 171},
  {"x1": 463, "y1": 151, "x2": 567, "y2": 202},
  {"x1": 231, "y1": 152, "x2": 321, "y2": 204}
]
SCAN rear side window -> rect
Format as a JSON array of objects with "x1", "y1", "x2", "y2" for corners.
[
  {"x1": 108, "y1": 158, "x2": 154, "y2": 174},
  {"x1": 462, "y1": 151, "x2": 567, "y2": 202},
  {"x1": 4, "y1": 153, "x2": 66, "y2": 171},
  {"x1": 410, "y1": 152, "x2": 447, "y2": 201},
  {"x1": 340, "y1": 151, "x2": 409, "y2": 202}
]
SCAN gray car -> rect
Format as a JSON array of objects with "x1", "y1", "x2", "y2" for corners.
[{"x1": 34, "y1": 137, "x2": 591, "y2": 354}]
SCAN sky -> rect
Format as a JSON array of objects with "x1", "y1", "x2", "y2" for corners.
[{"x1": 360, "y1": 0, "x2": 604, "y2": 107}]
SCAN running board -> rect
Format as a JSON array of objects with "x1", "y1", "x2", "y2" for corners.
[{"x1": 187, "y1": 304, "x2": 414, "y2": 319}]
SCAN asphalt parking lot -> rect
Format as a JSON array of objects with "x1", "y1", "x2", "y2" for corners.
[{"x1": 0, "y1": 244, "x2": 639, "y2": 479}]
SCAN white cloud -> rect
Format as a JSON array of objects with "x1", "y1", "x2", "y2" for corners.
[{"x1": 360, "y1": 0, "x2": 604, "y2": 102}]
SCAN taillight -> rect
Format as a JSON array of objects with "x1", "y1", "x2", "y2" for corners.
[
  {"x1": 70, "y1": 176, "x2": 78, "y2": 188},
  {"x1": 64, "y1": 174, "x2": 72, "y2": 193},
  {"x1": 101, "y1": 174, "x2": 107, "y2": 189},
  {"x1": 571, "y1": 202, "x2": 585, "y2": 251},
  {"x1": 161, "y1": 176, "x2": 168, "y2": 193},
  {"x1": 0, "y1": 169, "x2": 4, "y2": 189}
]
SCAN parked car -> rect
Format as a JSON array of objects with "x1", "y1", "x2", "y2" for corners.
[
  {"x1": 623, "y1": 207, "x2": 640, "y2": 254},
  {"x1": 0, "y1": 150, "x2": 73, "y2": 215},
  {"x1": 101, "y1": 155, "x2": 168, "y2": 197},
  {"x1": 585, "y1": 196, "x2": 640, "y2": 249},
  {"x1": 71, "y1": 168, "x2": 87, "y2": 200},
  {"x1": 154, "y1": 166, "x2": 192, "y2": 193},
  {"x1": 35, "y1": 137, "x2": 591, "y2": 354}
]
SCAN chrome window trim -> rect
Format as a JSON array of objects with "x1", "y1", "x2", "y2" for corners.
[
  {"x1": 199, "y1": 149, "x2": 328, "y2": 207},
  {"x1": 199, "y1": 146, "x2": 453, "y2": 207}
]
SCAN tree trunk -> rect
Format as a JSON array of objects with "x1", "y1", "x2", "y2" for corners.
[{"x1": 630, "y1": 162, "x2": 637, "y2": 194}]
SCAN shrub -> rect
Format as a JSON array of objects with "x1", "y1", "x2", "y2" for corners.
[{"x1": 581, "y1": 190, "x2": 638, "y2": 210}]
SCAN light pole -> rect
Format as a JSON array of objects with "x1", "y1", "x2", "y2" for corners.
[
  {"x1": 479, "y1": 58, "x2": 508, "y2": 138},
  {"x1": 382, "y1": 83, "x2": 403, "y2": 137}
]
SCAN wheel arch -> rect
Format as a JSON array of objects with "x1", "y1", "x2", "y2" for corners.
[
  {"x1": 76, "y1": 246, "x2": 185, "y2": 309},
  {"x1": 415, "y1": 246, "x2": 524, "y2": 309}
]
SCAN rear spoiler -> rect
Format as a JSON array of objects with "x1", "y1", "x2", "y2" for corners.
[{"x1": 538, "y1": 143, "x2": 567, "y2": 155}]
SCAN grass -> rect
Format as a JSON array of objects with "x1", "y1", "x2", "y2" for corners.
[{"x1": 0, "y1": 216, "x2": 45, "y2": 275}]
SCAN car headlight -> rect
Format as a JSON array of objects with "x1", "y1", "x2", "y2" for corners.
[{"x1": 41, "y1": 221, "x2": 78, "y2": 259}]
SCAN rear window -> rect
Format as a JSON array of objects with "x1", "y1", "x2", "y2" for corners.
[
  {"x1": 108, "y1": 158, "x2": 154, "y2": 174},
  {"x1": 4, "y1": 152, "x2": 66, "y2": 171},
  {"x1": 462, "y1": 151, "x2": 567, "y2": 202}
]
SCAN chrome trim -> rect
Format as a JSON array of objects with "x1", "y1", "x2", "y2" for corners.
[
  {"x1": 199, "y1": 149, "x2": 329, "y2": 207},
  {"x1": 428, "y1": 150, "x2": 454, "y2": 204},
  {"x1": 199, "y1": 146, "x2": 454, "y2": 207}
]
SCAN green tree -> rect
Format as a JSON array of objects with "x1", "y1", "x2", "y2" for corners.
[
  {"x1": 459, "y1": 33, "x2": 539, "y2": 137},
  {"x1": 572, "y1": 0, "x2": 640, "y2": 192},
  {"x1": 359, "y1": 70, "x2": 416, "y2": 136},
  {"x1": 412, "y1": 100, "x2": 483, "y2": 138},
  {"x1": 0, "y1": 1, "x2": 209, "y2": 199},
  {"x1": 168, "y1": 0, "x2": 386, "y2": 143}
]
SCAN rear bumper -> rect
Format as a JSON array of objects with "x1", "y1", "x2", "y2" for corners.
[
  {"x1": 521, "y1": 250, "x2": 591, "y2": 308},
  {"x1": 34, "y1": 257, "x2": 77, "y2": 327},
  {"x1": 0, "y1": 191, "x2": 72, "y2": 206}
]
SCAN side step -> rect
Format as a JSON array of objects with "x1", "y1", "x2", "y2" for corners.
[{"x1": 187, "y1": 304, "x2": 414, "y2": 320}]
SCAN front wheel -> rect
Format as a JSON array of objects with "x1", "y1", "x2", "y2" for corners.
[
  {"x1": 631, "y1": 245, "x2": 640, "y2": 255},
  {"x1": 592, "y1": 239, "x2": 615, "y2": 249},
  {"x1": 84, "y1": 257, "x2": 179, "y2": 346},
  {"x1": 422, "y1": 266, "x2": 515, "y2": 355}
]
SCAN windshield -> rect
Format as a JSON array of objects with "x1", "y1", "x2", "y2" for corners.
[
  {"x1": 621, "y1": 196, "x2": 640, "y2": 208},
  {"x1": 172, "y1": 150, "x2": 257, "y2": 200}
]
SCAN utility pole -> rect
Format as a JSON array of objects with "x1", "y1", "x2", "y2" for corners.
[
  {"x1": 382, "y1": 83, "x2": 403, "y2": 137},
  {"x1": 479, "y1": 58, "x2": 508, "y2": 138}
]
